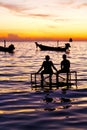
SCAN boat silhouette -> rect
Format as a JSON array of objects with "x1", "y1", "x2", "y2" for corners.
[
  {"x1": 35, "y1": 42, "x2": 71, "y2": 52},
  {"x1": 0, "y1": 40, "x2": 15, "y2": 53}
]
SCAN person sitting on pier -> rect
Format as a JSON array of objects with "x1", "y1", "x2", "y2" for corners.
[
  {"x1": 58, "y1": 54, "x2": 70, "y2": 84},
  {"x1": 59, "y1": 54, "x2": 70, "y2": 73},
  {"x1": 37, "y1": 55, "x2": 57, "y2": 86}
]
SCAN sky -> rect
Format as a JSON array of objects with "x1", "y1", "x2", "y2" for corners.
[{"x1": 0, "y1": 0, "x2": 87, "y2": 41}]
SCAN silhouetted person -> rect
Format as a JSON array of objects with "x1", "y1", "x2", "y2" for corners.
[
  {"x1": 58, "y1": 54, "x2": 70, "y2": 85},
  {"x1": 37, "y1": 55, "x2": 57, "y2": 86},
  {"x1": 59, "y1": 54, "x2": 70, "y2": 73}
]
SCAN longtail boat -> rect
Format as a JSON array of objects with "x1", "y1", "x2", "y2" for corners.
[
  {"x1": 0, "y1": 40, "x2": 15, "y2": 53},
  {"x1": 35, "y1": 42, "x2": 71, "y2": 52}
]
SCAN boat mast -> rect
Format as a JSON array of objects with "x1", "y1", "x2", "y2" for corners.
[
  {"x1": 57, "y1": 40, "x2": 59, "y2": 47},
  {"x1": 4, "y1": 40, "x2": 6, "y2": 48}
]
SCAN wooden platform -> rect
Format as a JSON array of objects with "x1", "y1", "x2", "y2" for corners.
[{"x1": 30, "y1": 71, "x2": 77, "y2": 88}]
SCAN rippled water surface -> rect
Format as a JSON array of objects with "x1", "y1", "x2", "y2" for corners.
[{"x1": 0, "y1": 41, "x2": 87, "y2": 130}]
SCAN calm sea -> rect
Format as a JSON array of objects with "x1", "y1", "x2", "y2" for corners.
[{"x1": 0, "y1": 41, "x2": 87, "y2": 130}]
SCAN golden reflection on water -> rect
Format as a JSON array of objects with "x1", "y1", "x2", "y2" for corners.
[
  {"x1": 0, "y1": 77, "x2": 9, "y2": 80},
  {"x1": 0, "y1": 88, "x2": 31, "y2": 93},
  {"x1": 0, "y1": 109, "x2": 35, "y2": 115},
  {"x1": 9, "y1": 75, "x2": 29, "y2": 81}
]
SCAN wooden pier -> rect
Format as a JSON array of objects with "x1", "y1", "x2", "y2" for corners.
[{"x1": 30, "y1": 71, "x2": 77, "y2": 88}]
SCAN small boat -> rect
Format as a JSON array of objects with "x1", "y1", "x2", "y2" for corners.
[
  {"x1": 0, "y1": 40, "x2": 15, "y2": 53},
  {"x1": 69, "y1": 38, "x2": 73, "y2": 42},
  {"x1": 35, "y1": 42, "x2": 71, "y2": 52}
]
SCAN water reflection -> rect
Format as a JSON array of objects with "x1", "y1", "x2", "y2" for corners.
[
  {"x1": 43, "y1": 90, "x2": 55, "y2": 111},
  {"x1": 61, "y1": 88, "x2": 71, "y2": 109},
  {"x1": 41, "y1": 87, "x2": 72, "y2": 112},
  {"x1": 43, "y1": 93, "x2": 53, "y2": 103}
]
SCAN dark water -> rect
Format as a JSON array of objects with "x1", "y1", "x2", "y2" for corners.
[{"x1": 0, "y1": 41, "x2": 87, "y2": 130}]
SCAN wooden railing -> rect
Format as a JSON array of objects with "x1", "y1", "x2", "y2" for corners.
[{"x1": 30, "y1": 71, "x2": 77, "y2": 88}]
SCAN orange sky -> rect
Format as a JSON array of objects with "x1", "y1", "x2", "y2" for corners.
[{"x1": 0, "y1": 0, "x2": 87, "y2": 41}]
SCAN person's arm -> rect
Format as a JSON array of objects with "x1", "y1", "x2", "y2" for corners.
[
  {"x1": 51, "y1": 61, "x2": 57, "y2": 72},
  {"x1": 37, "y1": 62, "x2": 44, "y2": 73}
]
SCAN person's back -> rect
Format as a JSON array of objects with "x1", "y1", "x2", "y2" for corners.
[
  {"x1": 43, "y1": 60, "x2": 53, "y2": 74},
  {"x1": 61, "y1": 54, "x2": 70, "y2": 72}
]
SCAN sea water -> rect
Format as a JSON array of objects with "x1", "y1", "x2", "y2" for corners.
[{"x1": 0, "y1": 41, "x2": 87, "y2": 130}]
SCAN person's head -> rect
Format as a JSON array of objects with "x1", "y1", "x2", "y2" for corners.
[
  {"x1": 62, "y1": 54, "x2": 66, "y2": 60},
  {"x1": 45, "y1": 55, "x2": 50, "y2": 61}
]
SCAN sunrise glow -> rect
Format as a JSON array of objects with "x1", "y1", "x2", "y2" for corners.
[{"x1": 0, "y1": 0, "x2": 87, "y2": 41}]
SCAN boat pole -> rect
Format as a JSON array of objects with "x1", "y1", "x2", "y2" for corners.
[
  {"x1": 57, "y1": 40, "x2": 59, "y2": 47},
  {"x1": 4, "y1": 40, "x2": 6, "y2": 48}
]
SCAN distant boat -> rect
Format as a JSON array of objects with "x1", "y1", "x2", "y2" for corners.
[
  {"x1": 69, "y1": 38, "x2": 73, "y2": 42},
  {"x1": 0, "y1": 40, "x2": 15, "y2": 53},
  {"x1": 35, "y1": 42, "x2": 71, "y2": 52}
]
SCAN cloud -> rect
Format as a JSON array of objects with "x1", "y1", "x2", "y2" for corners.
[
  {"x1": 0, "y1": 1, "x2": 75, "y2": 23},
  {"x1": 21, "y1": 13, "x2": 53, "y2": 18},
  {"x1": 0, "y1": 1, "x2": 32, "y2": 14},
  {"x1": 0, "y1": 33, "x2": 22, "y2": 41},
  {"x1": 0, "y1": 1, "x2": 54, "y2": 19},
  {"x1": 54, "y1": 18, "x2": 70, "y2": 22},
  {"x1": 7, "y1": 34, "x2": 20, "y2": 39},
  {"x1": 75, "y1": 3, "x2": 87, "y2": 9},
  {"x1": 58, "y1": 0, "x2": 75, "y2": 6}
]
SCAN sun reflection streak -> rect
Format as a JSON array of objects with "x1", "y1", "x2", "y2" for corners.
[
  {"x1": 0, "y1": 87, "x2": 32, "y2": 93},
  {"x1": 0, "y1": 109, "x2": 35, "y2": 115}
]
